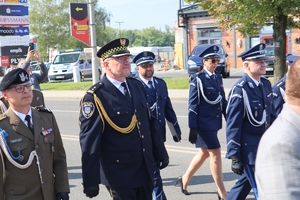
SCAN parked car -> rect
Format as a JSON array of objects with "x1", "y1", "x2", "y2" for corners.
[
  {"x1": 129, "y1": 54, "x2": 139, "y2": 78},
  {"x1": 264, "y1": 46, "x2": 275, "y2": 77},
  {"x1": 187, "y1": 44, "x2": 230, "y2": 78}
]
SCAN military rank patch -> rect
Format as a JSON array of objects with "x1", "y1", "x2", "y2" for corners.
[{"x1": 82, "y1": 102, "x2": 95, "y2": 119}]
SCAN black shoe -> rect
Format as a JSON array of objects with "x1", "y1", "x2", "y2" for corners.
[{"x1": 175, "y1": 177, "x2": 190, "y2": 195}]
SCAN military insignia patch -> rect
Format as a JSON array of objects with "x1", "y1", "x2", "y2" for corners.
[{"x1": 82, "y1": 102, "x2": 95, "y2": 119}]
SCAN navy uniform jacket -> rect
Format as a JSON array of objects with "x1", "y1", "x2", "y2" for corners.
[
  {"x1": 79, "y1": 75, "x2": 168, "y2": 189},
  {"x1": 226, "y1": 74, "x2": 277, "y2": 165},
  {"x1": 138, "y1": 77, "x2": 181, "y2": 141},
  {"x1": 188, "y1": 69, "x2": 227, "y2": 130},
  {"x1": 272, "y1": 74, "x2": 286, "y2": 116}
]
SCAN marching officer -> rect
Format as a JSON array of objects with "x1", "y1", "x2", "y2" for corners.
[
  {"x1": 0, "y1": 68, "x2": 69, "y2": 200},
  {"x1": 226, "y1": 43, "x2": 277, "y2": 199},
  {"x1": 272, "y1": 54, "x2": 299, "y2": 115},
  {"x1": 134, "y1": 51, "x2": 182, "y2": 200},
  {"x1": 176, "y1": 45, "x2": 228, "y2": 199},
  {"x1": 79, "y1": 38, "x2": 169, "y2": 199}
]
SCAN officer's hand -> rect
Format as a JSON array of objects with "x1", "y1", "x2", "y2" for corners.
[
  {"x1": 231, "y1": 157, "x2": 244, "y2": 175},
  {"x1": 173, "y1": 134, "x2": 181, "y2": 142},
  {"x1": 188, "y1": 128, "x2": 198, "y2": 144},
  {"x1": 159, "y1": 158, "x2": 169, "y2": 170},
  {"x1": 57, "y1": 192, "x2": 69, "y2": 200},
  {"x1": 83, "y1": 188, "x2": 99, "y2": 198}
]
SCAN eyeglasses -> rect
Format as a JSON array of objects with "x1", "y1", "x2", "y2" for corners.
[
  {"x1": 209, "y1": 59, "x2": 220, "y2": 64},
  {"x1": 7, "y1": 83, "x2": 33, "y2": 93},
  {"x1": 112, "y1": 56, "x2": 132, "y2": 63}
]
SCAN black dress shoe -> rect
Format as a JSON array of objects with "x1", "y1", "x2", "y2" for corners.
[
  {"x1": 217, "y1": 193, "x2": 224, "y2": 200},
  {"x1": 175, "y1": 177, "x2": 190, "y2": 195}
]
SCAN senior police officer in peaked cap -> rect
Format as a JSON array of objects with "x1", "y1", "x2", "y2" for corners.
[
  {"x1": 134, "y1": 51, "x2": 182, "y2": 200},
  {"x1": 0, "y1": 69, "x2": 70, "y2": 200},
  {"x1": 79, "y1": 38, "x2": 169, "y2": 200},
  {"x1": 272, "y1": 54, "x2": 299, "y2": 115},
  {"x1": 176, "y1": 45, "x2": 228, "y2": 199},
  {"x1": 226, "y1": 43, "x2": 277, "y2": 200}
]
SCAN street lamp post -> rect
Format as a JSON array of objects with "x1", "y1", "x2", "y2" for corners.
[{"x1": 116, "y1": 21, "x2": 124, "y2": 37}]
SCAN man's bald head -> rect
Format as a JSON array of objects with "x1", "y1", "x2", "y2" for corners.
[{"x1": 286, "y1": 58, "x2": 300, "y2": 103}]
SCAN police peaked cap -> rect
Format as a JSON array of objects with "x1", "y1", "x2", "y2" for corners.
[
  {"x1": 286, "y1": 55, "x2": 299, "y2": 66},
  {"x1": 97, "y1": 38, "x2": 132, "y2": 60},
  {"x1": 133, "y1": 51, "x2": 155, "y2": 66},
  {"x1": 0, "y1": 68, "x2": 30, "y2": 91},
  {"x1": 238, "y1": 43, "x2": 267, "y2": 61},
  {"x1": 200, "y1": 45, "x2": 220, "y2": 59}
]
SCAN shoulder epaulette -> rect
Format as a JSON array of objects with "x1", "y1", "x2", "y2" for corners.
[
  {"x1": 87, "y1": 82, "x2": 104, "y2": 94},
  {"x1": 0, "y1": 113, "x2": 7, "y2": 120},
  {"x1": 34, "y1": 106, "x2": 52, "y2": 113},
  {"x1": 236, "y1": 80, "x2": 246, "y2": 88}
]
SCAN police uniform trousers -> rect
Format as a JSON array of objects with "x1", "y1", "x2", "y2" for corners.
[
  {"x1": 227, "y1": 165, "x2": 255, "y2": 200},
  {"x1": 153, "y1": 158, "x2": 166, "y2": 200},
  {"x1": 106, "y1": 184, "x2": 153, "y2": 200},
  {"x1": 195, "y1": 130, "x2": 220, "y2": 149}
]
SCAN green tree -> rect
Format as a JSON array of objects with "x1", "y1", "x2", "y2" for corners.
[
  {"x1": 29, "y1": 0, "x2": 111, "y2": 61},
  {"x1": 186, "y1": 0, "x2": 300, "y2": 81}
]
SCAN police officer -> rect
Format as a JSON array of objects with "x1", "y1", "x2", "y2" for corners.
[
  {"x1": 79, "y1": 38, "x2": 169, "y2": 200},
  {"x1": 176, "y1": 45, "x2": 228, "y2": 199},
  {"x1": 226, "y1": 43, "x2": 277, "y2": 199},
  {"x1": 134, "y1": 51, "x2": 182, "y2": 200},
  {"x1": 272, "y1": 55, "x2": 299, "y2": 115},
  {"x1": 0, "y1": 68, "x2": 70, "y2": 200}
]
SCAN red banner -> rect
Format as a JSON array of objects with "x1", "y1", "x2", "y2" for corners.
[
  {"x1": 70, "y1": 3, "x2": 90, "y2": 45},
  {"x1": 0, "y1": 56, "x2": 10, "y2": 66}
]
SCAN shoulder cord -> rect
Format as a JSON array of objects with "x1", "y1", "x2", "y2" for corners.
[
  {"x1": 0, "y1": 129, "x2": 44, "y2": 184},
  {"x1": 196, "y1": 77, "x2": 222, "y2": 105},
  {"x1": 242, "y1": 88, "x2": 266, "y2": 127},
  {"x1": 0, "y1": 101, "x2": 7, "y2": 114},
  {"x1": 93, "y1": 93, "x2": 137, "y2": 134},
  {"x1": 279, "y1": 87, "x2": 286, "y2": 103}
]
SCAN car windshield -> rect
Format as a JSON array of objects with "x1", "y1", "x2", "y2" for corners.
[
  {"x1": 264, "y1": 47, "x2": 274, "y2": 56},
  {"x1": 53, "y1": 53, "x2": 80, "y2": 64}
]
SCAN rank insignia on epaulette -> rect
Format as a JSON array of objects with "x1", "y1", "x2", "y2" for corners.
[
  {"x1": 248, "y1": 82, "x2": 254, "y2": 88},
  {"x1": 82, "y1": 101, "x2": 95, "y2": 119},
  {"x1": 35, "y1": 106, "x2": 52, "y2": 113},
  {"x1": 41, "y1": 127, "x2": 53, "y2": 136}
]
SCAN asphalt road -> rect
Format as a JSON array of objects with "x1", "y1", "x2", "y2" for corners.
[{"x1": 46, "y1": 89, "x2": 256, "y2": 200}]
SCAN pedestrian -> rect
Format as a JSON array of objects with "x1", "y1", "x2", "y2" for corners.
[
  {"x1": 226, "y1": 43, "x2": 276, "y2": 200},
  {"x1": 19, "y1": 47, "x2": 48, "y2": 91},
  {"x1": 176, "y1": 45, "x2": 228, "y2": 199},
  {"x1": 255, "y1": 57, "x2": 300, "y2": 199},
  {"x1": 272, "y1": 54, "x2": 299, "y2": 115},
  {"x1": 79, "y1": 38, "x2": 169, "y2": 200},
  {"x1": 134, "y1": 51, "x2": 182, "y2": 200},
  {"x1": 0, "y1": 68, "x2": 70, "y2": 200},
  {"x1": 5, "y1": 64, "x2": 16, "y2": 74}
]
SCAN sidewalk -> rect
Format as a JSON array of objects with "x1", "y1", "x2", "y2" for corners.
[{"x1": 42, "y1": 88, "x2": 231, "y2": 102}]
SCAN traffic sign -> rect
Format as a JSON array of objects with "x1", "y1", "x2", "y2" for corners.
[{"x1": 70, "y1": 3, "x2": 90, "y2": 45}]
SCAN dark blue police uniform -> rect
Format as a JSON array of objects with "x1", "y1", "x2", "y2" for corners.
[
  {"x1": 134, "y1": 51, "x2": 181, "y2": 200},
  {"x1": 226, "y1": 43, "x2": 277, "y2": 200},
  {"x1": 188, "y1": 45, "x2": 227, "y2": 149},
  {"x1": 79, "y1": 39, "x2": 168, "y2": 200},
  {"x1": 272, "y1": 55, "x2": 299, "y2": 115}
]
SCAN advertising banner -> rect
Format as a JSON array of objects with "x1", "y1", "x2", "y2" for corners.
[
  {"x1": 0, "y1": 26, "x2": 29, "y2": 36},
  {"x1": 70, "y1": 3, "x2": 90, "y2": 45},
  {"x1": 10, "y1": 55, "x2": 25, "y2": 65},
  {"x1": 0, "y1": 5, "x2": 28, "y2": 16},
  {"x1": 0, "y1": 56, "x2": 10, "y2": 66},
  {"x1": 0, "y1": 15, "x2": 29, "y2": 25},
  {"x1": 1, "y1": 45, "x2": 28, "y2": 56},
  {"x1": 0, "y1": 35, "x2": 29, "y2": 46},
  {"x1": 0, "y1": 0, "x2": 28, "y2": 4}
]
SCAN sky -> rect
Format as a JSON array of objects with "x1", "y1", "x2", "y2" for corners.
[{"x1": 99, "y1": 0, "x2": 187, "y2": 31}]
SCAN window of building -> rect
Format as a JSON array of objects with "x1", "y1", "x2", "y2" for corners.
[{"x1": 197, "y1": 28, "x2": 222, "y2": 45}]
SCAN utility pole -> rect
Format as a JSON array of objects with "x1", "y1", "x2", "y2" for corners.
[{"x1": 116, "y1": 21, "x2": 124, "y2": 37}]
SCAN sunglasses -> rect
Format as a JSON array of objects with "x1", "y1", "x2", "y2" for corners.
[{"x1": 209, "y1": 59, "x2": 220, "y2": 64}]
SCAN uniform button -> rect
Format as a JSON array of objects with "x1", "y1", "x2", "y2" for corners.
[
  {"x1": 265, "y1": 105, "x2": 267, "y2": 108},
  {"x1": 141, "y1": 135, "x2": 144, "y2": 138},
  {"x1": 42, "y1": 181, "x2": 45, "y2": 185},
  {"x1": 116, "y1": 160, "x2": 119, "y2": 163},
  {"x1": 143, "y1": 148, "x2": 145, "y2": 152},
  {"x1": 139, "y1": 122, "x2": 141, "y2": 125},
  {"x1": 217, "y1": 108, "x2": 220, "y2": 110},
  {"x1": 35, "y1": 145, "x2": 39, "y2": 149},
  {"x1": 10, "y1": 190, "x2": 14, "y2": 194},
  {"x1": 41, "y1": 169, "x2": 44, "y2": 173},
  {"x1": 266, "y1": 114, "x2": 268, "y2": 117},
  {"x1": 245, "y1": 143, "x2": 247, "y2": 146},
  {"x1": 159, "y1": 120, "x2": 161, "y2": 122},
  {"x1": 217, "y1": 115, "x2": 219, "y2": 117},
  {"x1": 117, "y1": 112, "x2": 120, "y2": 115},
  {"x1": 158, "y1": 106, "x2": 160, "y2": 109},
  {"x1": 159, "y1": 113, "x2": 161, "y2": 115}
]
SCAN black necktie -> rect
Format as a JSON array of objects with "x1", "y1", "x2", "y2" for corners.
[
  {"x1": 25, "y1": 115, "x2": 34, "y2": 134},
  {"x1": 148, "y1": 81, "x2": 154, "y2": 90},
  {"x1": 121, "y1": 82, "x2": 131, "y2": 102},
  {"x1": 211, "y1": 74, "x2": 216, "y2": 79}
]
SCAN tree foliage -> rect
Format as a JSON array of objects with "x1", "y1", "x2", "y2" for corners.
[{"x1": 185, "y1": 0, "x2": 300, "y2": 81}]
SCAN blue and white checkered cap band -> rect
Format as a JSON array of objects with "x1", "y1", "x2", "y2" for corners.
[{"x1": 136, "y1": 56, "x2": 154, "y2": 65}]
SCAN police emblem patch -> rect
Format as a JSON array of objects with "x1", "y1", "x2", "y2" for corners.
[{"x1": 82, "y1": 102, "x2": 95, "y2": 119}]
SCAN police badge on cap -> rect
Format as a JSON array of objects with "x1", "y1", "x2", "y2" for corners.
[{"x1": 0, "y1": 68, "x2": 29, "y2": 91}]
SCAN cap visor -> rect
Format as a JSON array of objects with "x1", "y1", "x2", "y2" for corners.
[{"x1": 111, "y1": 53, "x2": 132, "y2": 58}]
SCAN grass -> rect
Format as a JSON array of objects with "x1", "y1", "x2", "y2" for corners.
[{"x1": 40, "y1": 77, "x2": 191, "y2": 90}]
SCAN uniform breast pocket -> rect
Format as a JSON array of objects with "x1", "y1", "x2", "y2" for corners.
[
  {"x1": 9, "y1": 142, "x2": 28, "y2": 153},
  {"x1": 43, "y1": 133, "x2": 54, "y2": 144},
  {"x1": 203, "y1": 87, "x2": 219, "y2": 99}
]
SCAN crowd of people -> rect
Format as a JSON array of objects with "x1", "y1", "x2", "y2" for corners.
[{"x1": 0, "y1": 38, "x2": 298, "y2": 200}]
